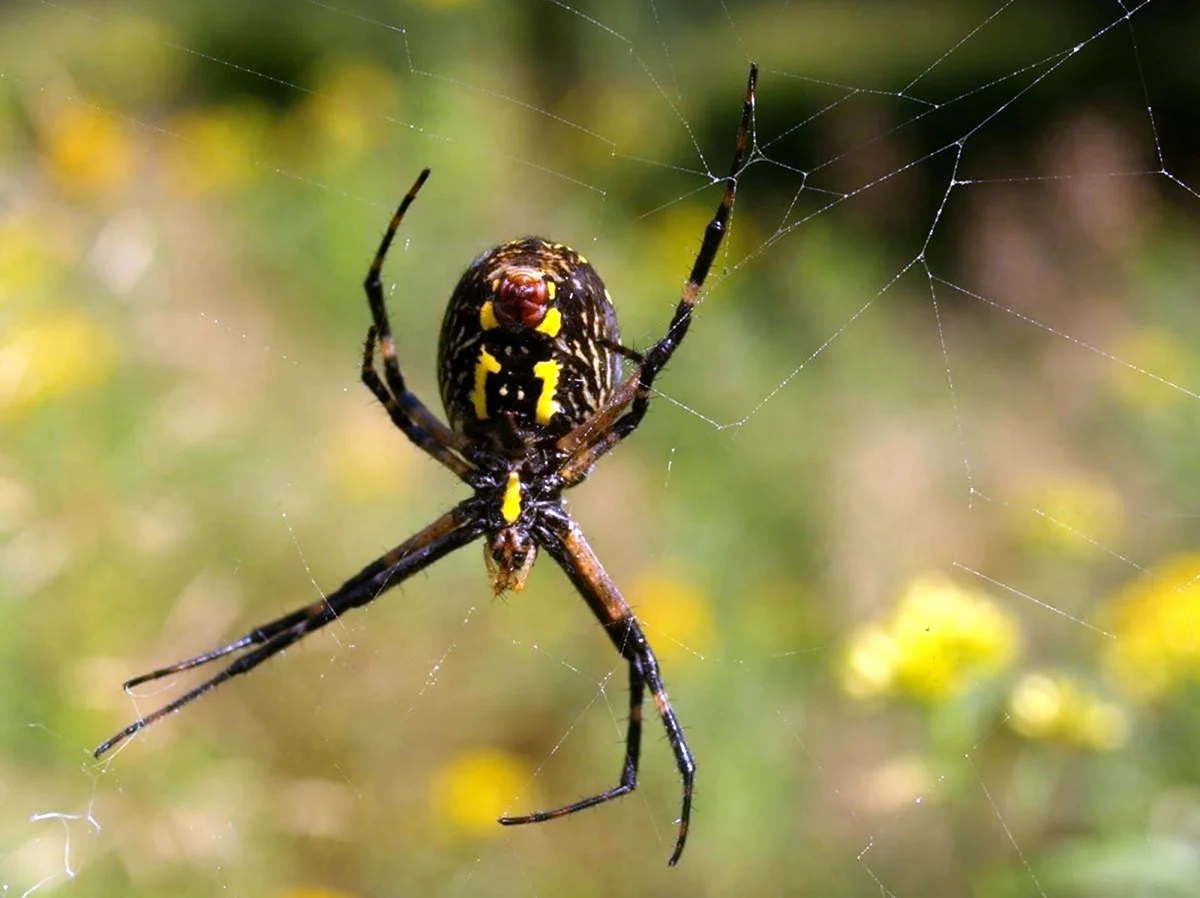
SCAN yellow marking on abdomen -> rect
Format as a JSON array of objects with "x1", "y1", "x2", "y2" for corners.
[
  {"x1": 480, "y1": 300, "x2": 499, "y2": 330},
  {"x1": 535, "y1": 307, "x2": 562, "y2": 337},
  {"x1": 473, "y1": 348, "x2": 502, "y2": 419},
  {"x1": 532, "y1": 359, "x2": 562, "y2": 424},
  {"x1": 501, "y1": 471, "x2": 522, "y2": 523}
]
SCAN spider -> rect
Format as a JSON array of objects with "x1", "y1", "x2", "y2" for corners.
[{"x1": 95, "y1": 63, "x2": 756, "y2": 866}]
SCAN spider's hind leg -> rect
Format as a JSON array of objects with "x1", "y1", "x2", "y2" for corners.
[
  {"x1": 500, "y1": 515, "x2": 695, "y2": 866},
  {"x1": 498, "y1": 649, "x2": 646, "y2": 823}
]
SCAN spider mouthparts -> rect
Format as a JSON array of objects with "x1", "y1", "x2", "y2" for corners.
[{"x1": 484, "y1": 530, "x2": 537, "y2": 594}]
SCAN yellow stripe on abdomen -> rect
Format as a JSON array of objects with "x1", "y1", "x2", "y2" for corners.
[
  {"x1": 479, "y1": 300, "x2": 499, "y2": 330},
  {"x1": 535, "y1": 306, "x2": 562, "y2": 337},
  {"x1": 532, "y1": 359, "x2": 561, "y2": 425},
  {"x1": 473, "y1": 348, "x2": 502, "y2": 419}
]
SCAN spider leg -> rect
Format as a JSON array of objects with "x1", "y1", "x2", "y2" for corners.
[
  {"x1": 598, "y1": 338, "x2": 644, "y2": 366},
  {"x1": 363, "y1": 169, "x2": 475, "y2": 480},
  {"x1": 95, "y1": 501, "x2": 486, "y2": 759},
  {"x1": 499, "y1": 514, "x2": 694, "y2": 867},
  {"x1": 115, "y1": 499, "x2": 473, "y2": 691},
  {"x1": 362, "y1": 325, "x2": 473, "y2": 478},
  {"x1": 557, "y1": 63, "x2": 757, "y2": 484}
]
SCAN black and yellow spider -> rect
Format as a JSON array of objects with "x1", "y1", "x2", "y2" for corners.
[{"x1": 96, "y1": 64, "x2": 756, "y2": 866}]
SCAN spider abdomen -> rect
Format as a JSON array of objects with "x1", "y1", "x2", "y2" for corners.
[{"x1": 438, "y1": 238, "x2": 621, "y2": 451}]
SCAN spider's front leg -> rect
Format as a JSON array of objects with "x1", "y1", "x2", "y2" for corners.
[
  {"x1": 94, "y1": 502, "x2": 486, "y2": 759},
  {"x1": 556, "y1": 63, "x2": 757, "y2": 483},
  {"x1": 360, "y1": 324, "x2": 472, "y2": 478},
  {"x1": 499, "y1": 512, "x2": 695, "y2": 866},
  {"x1": 361, "y1": 169, "x2": 475, "y2": 480}
]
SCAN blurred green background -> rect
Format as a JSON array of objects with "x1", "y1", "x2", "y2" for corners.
[{"x1": 4, "y1": 1, "x2": 1200, "y2": 895}]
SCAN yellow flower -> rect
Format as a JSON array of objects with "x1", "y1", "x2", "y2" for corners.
[
  {"x1": 842, "y1": 624, "x2": 904, "y2": 699},
  {"x1": 842, "y1": 574, "x2": 1018, "y2": 703},
  {"x1": 292, "y1": 63, "x2": 402, "y2": 159},
  {"x1": 164, "y1": 104, "x2": 268, "y2": 197},
  {"x1": 1107, "y1": 326, "x2": 1192, "y2": 409},
  {"x1": 322, "y1": 403, "x2": 416, "y2": 502},
  {"x1": 431, "y1": 748, "x2": 531, "y2": 837},
  {"x1": 0, "y1": 311, "x2": 118, "y2": 419},
  {"x1": 0, "y1": 216, "x2": 75, "y2": 307},
  {"x1": 1100, "y1": 554, "x2": 1200, "y2": 701},
  {"x1": 627, "y1": 571, "x2": 714, "y2": 665},
  {"x1": 40, "y1": 103, "x2": 136, "y2": 197},
  {"x1": 1008, "y1": 670, "x2": 1130, "y2": 751},
  {"x1": 1015, "y1": 473, "x2": 1124, "y2": 555}
]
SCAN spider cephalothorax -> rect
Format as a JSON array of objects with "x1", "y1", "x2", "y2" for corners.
[{"x1": 96, "y1": 64, "x2": 758, "y2": 867}]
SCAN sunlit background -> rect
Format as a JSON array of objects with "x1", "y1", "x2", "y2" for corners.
[{"x1": 3, "y1": 2, "x2": 1200, "y2": 896}]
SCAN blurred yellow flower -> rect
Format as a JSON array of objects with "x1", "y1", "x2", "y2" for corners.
[
  {"x1": 165, "y1": 104, "x2": 268, "y2": 197},
  {"x1": 1008, "y1": 670, "x2": 1130, "y2": 751},
  {"x1": 0, "y1": 311, "x2": 118, "y2": 419},
  {"x1": 295, "y1": 63, "x2": 402, "y2": 158},
  {"x1": 0, "y1": 216, "x2": 74, "y2": 306},
  {"x1": 323, "y1": 403, "x2": 416, "y2": 502},
  {"x1": 431, "y1": 748, "x2": 531, "y2": 837},
  {"x1": 1107, "y1": 325, "x2": 1192, "y2": 409},
  {"x1": 627, "y1": 571, "x2": 714, "y2": 665},
  {"x1": 1100, "y1": 554, "x2": 1200, "y2": 701},
  {"x1": 40, "y1": 103, "x2": 136, "y2": 197},
  {"x1": 1016, "y1": 472, "x2": 1124, "y2": 554},
  {"x1": 842, "y1": 574, "x2": 1019, "y2": 703}
]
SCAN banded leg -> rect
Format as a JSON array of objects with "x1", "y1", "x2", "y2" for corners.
[
  {"x1": 499, "y1": 514, "x2": 695, "y2": 867},
  {"x1": 95, "y1": 501, "x2": 486, "y2": 758},
  {"x1": 361, "y1": 325, "x2": 472, "y2": 478},
  {"x1": 362, "y1": 169, "x2": 474, "y2": 479},
  {"x1": 557, "y1": 63, "x2": 757, "y2": 484}
]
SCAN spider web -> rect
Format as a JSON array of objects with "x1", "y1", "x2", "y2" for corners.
[{"x1": 3, "y1": 1, "x2": 1199, "y2": 895}]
